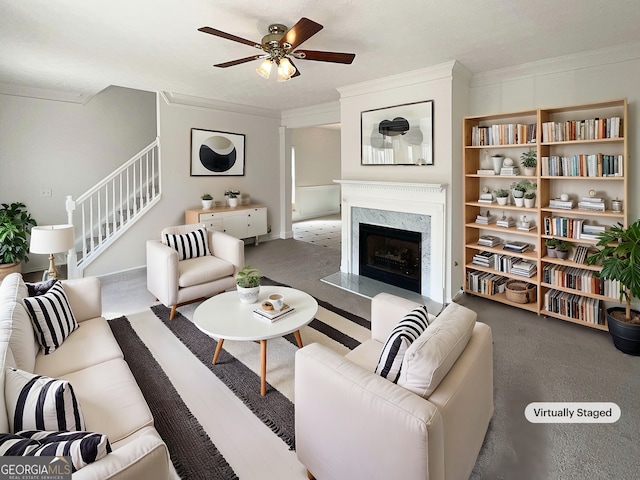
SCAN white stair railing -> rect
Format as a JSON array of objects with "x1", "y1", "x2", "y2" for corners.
[{"x1": 66, "y1": 138, "x2": 161, "y2": 278}]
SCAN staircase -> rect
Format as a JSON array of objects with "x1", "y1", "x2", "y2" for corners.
[{"x1": 65, "y1": 138, "x2": 161, "y2": 278}]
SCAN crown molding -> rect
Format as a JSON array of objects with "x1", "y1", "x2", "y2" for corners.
[
  {"x1": 0, "y1": 82, "x2": 96, "y2": 104},
  {"x1": 337, "y1": 60, "x2": 462, "y2": 99},
  {"x1": 280, "y1": 101, "x2": 340, "y2": 128},
  {"x1": 161, "y1": 91, "x2": 280, "y2": 119},
  {"x1": 471, "y1": 41, "x2": 640, "y2": 87}
]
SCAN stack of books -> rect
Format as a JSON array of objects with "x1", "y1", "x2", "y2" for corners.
[
  {"x1": 503, "y1": 241, "x2": 530, "y2": 253},
  {"x1": 477, "y1": 193, "x2": 495, "y2": 204},
  {"x1": 475, "y1": 212, "x2": 495, "y2": 225},
  {"x1": 517, "y1": 222, "x2": 536, "y2": 232},
  {"x1": 578, "y1": 197, "x2": 606, "y2": 212},
  {"x1": 496, "y1": 217, "x2": 515, "y2": 228},
  {"x1": 511, "y1": 260, "x2": 537, "y2": 278},
  {"x1": 253, "y1": 304, "x2": 295, "y2": 322},
  {"x1": 500, "y1": 166, "x2": 520, "y2": 176},
  {"x1": 476, "y1": 169, "x2": 496, "y2": 175},
  {"x1": 478, "y1": 235, "x2": 503, "y2": 247},
  {"x1": 580, "y1": 224, "x2": 606, "y2": 240},
  {"x1": 472, "y1": 251, "x2": 496, "y2": 268},
  {"x1": 549, "y1": 198, "x2": 575, "y2": 210}
]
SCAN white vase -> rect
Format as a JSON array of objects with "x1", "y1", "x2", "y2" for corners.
[
  {"x1": 497, "y1": 197, "x2": 508, "y2": 206},
  {"x1": 514, "y1": 197, "x2": 524, "y2": 207},
  {"x1": 201, "y1": 199, "x2": 213, "y2": 209},
  {"x1": 524, "y1": 198, "x2": 535, "y2": 208},
  {"x1": 491, "y1": 156, "x2": 504, "y2": 174},
  {"x1": 237, "y1": 285, "x2": 260, "y2": 304},
  {"x1": 524, "y1": 167, "x2": 536, "y2": 176},
  {"x1": 228, "y1": 197, "x2": 239, "y2": 208}
]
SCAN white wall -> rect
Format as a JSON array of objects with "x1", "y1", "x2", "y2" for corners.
[
  {"x1": 290, "y1": 126, "x2": 341, "y2": 187},
  {"x1": 0, "y1": 86, "x2": 156, "y2": 272},
  {"x1": 84, "y1": 93, "x2": 283, "y2": 276}
]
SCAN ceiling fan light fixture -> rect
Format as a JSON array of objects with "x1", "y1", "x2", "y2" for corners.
[
  {"x1": 256, "y1": 59, "x2": 272, "y2": 79},
  {"x1": 277, "y1": 57, "x2": 296, "y2": 82}
]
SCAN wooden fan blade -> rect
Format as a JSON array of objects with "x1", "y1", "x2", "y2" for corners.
[
  {"x1": 289, "y1": 59, "x2": 301, "y2": 78},
  {"x1": 198, "y1": 26, "x2": 260, "y2": 48},
  {"x1": 294, "y1": 50, "x2": 355, "y2": 64},
  {"x1": 214, "y1": 55, "x2": 262, "y2": 68},
  {"x1": 280, "y1": 17, "x2": 323, "y2": 50}
]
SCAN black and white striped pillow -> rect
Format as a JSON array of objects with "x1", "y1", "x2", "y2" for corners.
[
  {"x1": 375, "y1": 305, "x2": 430, "y2": 383},
  {"x1": 163, "y1": 228, "x2": 210, "y2": 260},
  {"x1": 23, "y1": 280, "x2": 78, "y2": 354},
  {"x1": 4, "y1": 367, "x2": 85, "y2": 433},
  {"x1": 0, "y1": 430, "x2": 111, "y2": 472}
]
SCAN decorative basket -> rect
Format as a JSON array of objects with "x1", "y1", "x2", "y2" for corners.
[{"x1": 505, "y1": 280, "x2": 537, "y2": 304}]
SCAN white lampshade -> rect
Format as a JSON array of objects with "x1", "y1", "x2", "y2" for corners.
[
  {"x1": 277, "y1": 58, "x2": 296, "y2": 82},
  {"x1": 256, "y1": 59, "x2": 272, "y2": 79},
  {"x1": 30, "y1": 225, "x2": 75, "y2": 254}
]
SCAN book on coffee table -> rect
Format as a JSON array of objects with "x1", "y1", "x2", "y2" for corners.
[{"x1": 253, "y1": 304, "x2": 295, "y2": 322}]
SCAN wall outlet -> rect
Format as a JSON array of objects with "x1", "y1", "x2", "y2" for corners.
[{"x1": 40, "y1": 188, "x2": 52, "y2": 197}]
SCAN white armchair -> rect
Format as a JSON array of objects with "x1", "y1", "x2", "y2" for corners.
[{"x1": 146, "y1": 224, "x2": 244, "y2": 319}]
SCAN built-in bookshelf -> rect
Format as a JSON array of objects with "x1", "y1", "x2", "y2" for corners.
[{"x1": 463, "y1": 99, "x2": 628, "y2": 330}]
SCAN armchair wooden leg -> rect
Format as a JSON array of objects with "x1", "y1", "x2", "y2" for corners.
[
  {"x1": 169, "y1": 305, "x2": 177, "y2": 320},
  {"x1": 307, "y1": 470, "x2": 315, "y2": 480}
]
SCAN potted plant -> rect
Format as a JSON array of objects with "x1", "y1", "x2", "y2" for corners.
[
  {"x1": 226, "y1": 190, "x2": 240, "y2": 208},
  {"x1": 494, "y1": 188, "x2": 509, "y2": 206},
  {"x1": 512, "y1": 180, "x2": 536, "y2": 207},
  {"x1": 586, "y1": 220, "x2": 640, "y2": 355},
  {"x1": 236, "y1": 265, "x2": 261, "y2": 303},
  {"x1": 520, "y1": 149, "x2": 537, "y2": 176},
  {"x1": 524, "y1": 191, "x2": 536, "y2": 208},
  {"x1": 0, "y1": 202, "x2": 37, "y2": 280},
  {"x1": 545, "y1": 238, "x2": 559, "y2": 258},
  {"x1": 555, "y1": 240, "x2": 570, "y2": 260},
  {"x1": 201, "y1": 194, "x2": 213, "y2": 210}
]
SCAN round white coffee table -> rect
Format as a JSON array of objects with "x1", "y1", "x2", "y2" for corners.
[{"x1": 193, "y1": 286, "x2": 318, "y2": 396}]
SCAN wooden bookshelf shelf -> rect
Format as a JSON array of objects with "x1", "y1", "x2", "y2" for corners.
[{"x1": 463, "y1": 98, "x2": 628, "y2": 330}]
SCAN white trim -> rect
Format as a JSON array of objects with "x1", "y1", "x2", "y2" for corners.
[
  {"x1": 160, "y1": 91, "x2": 280, "y2": 118},
  {"x1": 281, "y1": 101, "x2": 340, "y2": 128},
  {"x1": 0, "y1": 81, "x2": 96, "y2": 104}
]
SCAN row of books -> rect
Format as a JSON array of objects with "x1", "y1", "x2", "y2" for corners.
[
  {"x1": 466, "y1": 271, "x2": 508, "y2": 295},
  {"x1": 540, "y1": 117, "x2": 622, "y2": 142},
  {"x1": 572, "y1": 246, "x2": 591, "y2": 264},
  {"x1": 473, "y1": 251, "x2": 538, "y2": 277},
  {"x1": 470, "y1": 123, "x2": 537, "y2": 146},
  {"x1": 542, "y1": 265, "x2": 619, "y2": 299},
  {"x1": 543, "y1": 290, "x2": 604, "y2": 325},
  {"x1": 541, "y1": 154, "x2": 623, "y2": 177},
  {"x1": 543, "y1": 216, "x2": 606, "y2": 239}
]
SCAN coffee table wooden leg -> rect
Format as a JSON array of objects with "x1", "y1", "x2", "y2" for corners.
[
  {"x1": 293, "y1": 330, "x2": 304, "y2": 348},
  {"x1": 212, "y1": 339, "x2": 224, "y2": 365},
  {"x1": 260, "y1": 340, "x2": 267, "y2": 396}
]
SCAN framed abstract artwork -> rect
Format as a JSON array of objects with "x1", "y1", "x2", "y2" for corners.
[
  {"x1": 361, "y1": 100, "x2": 434, "y2": 165},
  {"x1": 190, "y1": 128, "x2": 245, "y2": 176}
]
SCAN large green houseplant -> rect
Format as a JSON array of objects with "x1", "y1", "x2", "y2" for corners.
[
  {"x1": 0, "y1": 202, "x2": 37, "y2": 278},
  {"x1": 586, "y1": 219, "x2": 640, "y2": 355}
]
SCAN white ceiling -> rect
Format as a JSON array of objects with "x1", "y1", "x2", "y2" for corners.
[{"x1": 1, "y1": 0, "x2": 640, "y2": 112}]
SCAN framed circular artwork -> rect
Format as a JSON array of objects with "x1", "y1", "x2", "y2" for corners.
[{"x1": 190, "y1": 128, "x2": 245, "y2": 176}]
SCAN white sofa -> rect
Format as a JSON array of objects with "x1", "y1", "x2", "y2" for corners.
[
  {"x1": 0, "y1": 273, "x2": 174, "y2": 479},
  {"x1": 295, "y1": 293, "x2": 493, "y2": 480}
]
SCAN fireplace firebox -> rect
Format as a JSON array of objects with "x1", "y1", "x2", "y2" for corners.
[{"x1": 359, "y1": 223, "x2": 421, "y2": 293}]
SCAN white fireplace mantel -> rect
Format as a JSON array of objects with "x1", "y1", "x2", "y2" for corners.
[{"x1": 335, "y1": 180, "x2": 447, "y2": 303}]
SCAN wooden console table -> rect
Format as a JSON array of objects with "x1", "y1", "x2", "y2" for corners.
[{"x1": 185, "y1": 204, "x2": 267, "y2": 245}]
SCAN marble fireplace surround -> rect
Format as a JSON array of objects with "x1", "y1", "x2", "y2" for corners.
[{"x1": 336, "y1": 180, "x2": 447, "y2": 304}]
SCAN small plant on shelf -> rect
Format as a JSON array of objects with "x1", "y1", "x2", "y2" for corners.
[
  {"x1": 494, "y1": 188, "x2": 509, "y2": 198},
  {"x1": 201, "y1": 193, "x2": 213, "y2": 201},
  {"x1": 520, "y1": 149, "x2": 537, "y2": 169}
]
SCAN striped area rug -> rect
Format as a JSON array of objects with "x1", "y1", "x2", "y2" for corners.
[{"x1": 148, "y1": 278, "x2": 371, "y2": 450}]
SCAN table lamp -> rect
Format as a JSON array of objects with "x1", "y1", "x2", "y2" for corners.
[{"x1": 29, "y1": 224, "x2": 75, "y2": 280}]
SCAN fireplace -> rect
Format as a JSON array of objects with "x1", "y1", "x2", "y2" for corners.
[
  {"x1": 359, "y1": 223, "x2": 421, "y2": 293},
  {"x1": 336, "y1": 180, "x2": 447, "y2": 303}
]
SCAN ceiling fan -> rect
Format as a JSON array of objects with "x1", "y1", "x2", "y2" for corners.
[{"x1": 198, "y1": 17, "x2": 356, "y2": 81}]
